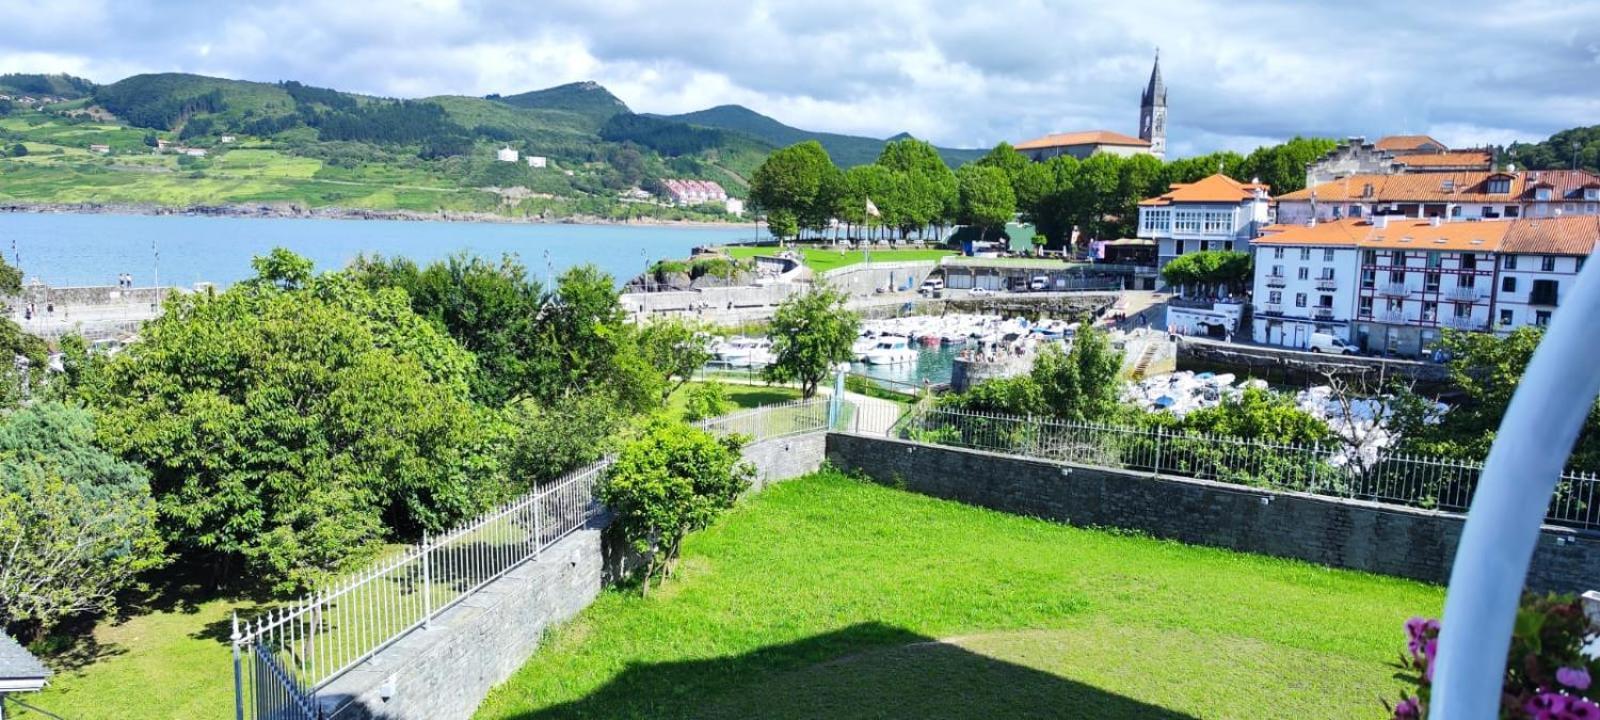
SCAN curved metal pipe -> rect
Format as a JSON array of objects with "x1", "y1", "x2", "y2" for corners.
[{"x1": 1430, "y1": 257, "x2": 1600, "y2": 719}]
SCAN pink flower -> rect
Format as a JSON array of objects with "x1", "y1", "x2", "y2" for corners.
[
  {"x1": 1422, "y1": 639, "x2": 1438, "y2": 681},
  {"x1": 1392, "y1": 697, "x2": 1420, "y2": 719},
  {"x1": 1525, "y1": 690, "x2": 1570, "y2": 720},
  {"x1": 1558, "y1": 666, "x2": 1593, "y2": 691},
  {"x1": 1568, "y1": 697, "x2": 1600, "y2": 720}
]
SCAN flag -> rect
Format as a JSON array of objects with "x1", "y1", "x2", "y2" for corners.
[{"x1": 865, "y1": 197, "x2": 881, "y2": 218}]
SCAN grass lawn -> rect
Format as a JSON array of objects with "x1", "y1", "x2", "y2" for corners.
[
  {"x1": 665, "y1": 380, "x2": 803, "y2": 419},
  {"x1": 723, "y1": 246, "x2": 955, "y2": 273},
  {"x1": 476, "y1": 471, "x2": 1441, "y2": 719}
]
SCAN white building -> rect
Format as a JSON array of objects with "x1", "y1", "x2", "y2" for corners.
[
  {"x1": 661, "y1": 179, "x2": 728, "y2": 206},
  {"x1": 725, "y1": 197, "x2": 745, "y2": 217},
  {"x1": 1136, "y1": 173, "x2": 1272, "y2": 275},
  {"x1": 1250, "y1": 222, "x2": 1364, "y2": 349},
  {"x1": 1493, "y1": 216, "x2": 1599, "y2": 331},
  {"x1": 88, "y1": 144, "x2": 110, "y2": 154},
  {"x1": 1276, "y1": 170, "x2": 1600, "y2": 226},
  {"x1": 182, "y1": 147, "x2": 207, "y2": 157},
  {"x1": 1520, "y1": 170, "x2": 1600, "y2": 219},
  {"x1": 219, "y1": 135, "x2": 236, "y2": 143},
  {"x1": 525, "y1": 155, "x2": 547, "y2": 168},
  {"x1": 496, "y1": 146, "x2": 519, "y2": 163}
]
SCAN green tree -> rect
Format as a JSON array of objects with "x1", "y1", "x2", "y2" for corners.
[
  {"x1": 956, "y1": 164, "x2": 1016, "y2": 242},
  {"x1": 1031, "y1": 325, "x2": 1124, "y2": 423},
  {"x1": 250, "y1": 246, "x2": 315, "y2": 289},
  {"x1": 598, "y1": 421, "x2": 752, "y2": 595},
  {"x1": 504, "y1": 392, "x2": 622, "y2": 487},
  {"x1": 528, "y1": 265, "x2": 662, "y2": 414},
  {"x1": 876, "y1": 138, "x2": 958, "y2": 235},
  {"x1": 89, "y1": 251, "x2": 502, "y2": 590},
  {"x1": 750, "y1": 141, "x2": 836, "y2": 240},
  {"x1": 681, "y1": 381, "x2": 732, "y2": 422},
  {"x1": 142, "y1": 131, "x2": 158, "y2": 147},
  {"x1": 1160, "y1": 250, "x2": 1253, "y2": 296},
  {"x1": 1168, "y1": 387, "x2": 1332, "y2": 444},
  {"x1": 1235, "y1": 137, "x2": 1337, "y2": 195},
  {"x1": 763, "y1": 286, "x2": 859, "y2": 398},
  {"x1": 636, "y1": 317, "x2": 711, "y2": 401},
  {"x1": 8, "y1": 143, "x2": 28, "y2": 157},
  {"x1": 0, "y1": 403, "x2": 166, "y2": 640}
]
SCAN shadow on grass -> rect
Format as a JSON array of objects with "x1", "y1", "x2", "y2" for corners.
[{"x1": 498, "y1": 622, "x2": 1198, "y2": 720}]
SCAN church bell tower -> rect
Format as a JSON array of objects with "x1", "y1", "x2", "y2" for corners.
[{"x1": 1139, "y1": 50, "x2": 1167, "y2": 159}]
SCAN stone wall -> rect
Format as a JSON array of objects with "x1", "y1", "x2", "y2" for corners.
[
  {"x1": 821, "y1": 261, "x2": 937, "y2": 296},
  {"x1": 1178, "y1": 337, "x2": 1451, "y2": 387},
  {"x1": 825, "y1": 434, "x2": 1600, "y2": 592},
  {"x1": 318, "y1": 432, "x2": 827, "y2": 720}
]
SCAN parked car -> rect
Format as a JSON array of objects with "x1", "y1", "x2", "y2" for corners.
[
  {"x1": 1028, "y1": 276, "x2": 1049, "y2": 292},
  {"x1": 919, "y1": 278, "x2": 945, "y2": 295},
  {"x1": 1308, "y1": 332, "x2": 1356, "y2": 355},
  {"x1": 969, "y1": 287, "x2": 990, "y2": 296}
]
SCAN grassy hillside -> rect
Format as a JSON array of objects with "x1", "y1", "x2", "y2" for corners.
[
  {"x1": 0, "y1": 73, "x2": 96, "y2": 99},
  {"x1": 659, "y1": 104, "x2": 985, "y2": 168},
  {"x1": 494, "y1": 81, "x2": 630, "y2": 128}
]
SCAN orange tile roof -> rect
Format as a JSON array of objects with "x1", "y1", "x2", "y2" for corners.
[
  {"x1": 1396, "y1": 151, "x2": 1493, "y2": 168},
  {"x1": 1520, "y1": 170, "x2": 1600, "y2": 200},
  {"x1": 1014, "y1": 130, "x2": 1150, "y2": 151},
  {"x1": 1276, "y1": 171, "x2": 1524, "y2": 203},
  {"x1": 1375, "y1": 135, "x2": 1446, "y2": 152},
  {"x1": 1256, "y1": 217, "x2": 1512, "y2": 252},
  {"x1": 1137, "y1": 173, "x2": 1269, "y2": 206},
  {"x1": 1500, "y1": 216, "x2": 1600, "y2": 255}
]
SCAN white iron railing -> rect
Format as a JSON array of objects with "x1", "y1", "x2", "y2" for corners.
[{"x1": 231, "y1": 398, "x2": 833, "y2": 719}]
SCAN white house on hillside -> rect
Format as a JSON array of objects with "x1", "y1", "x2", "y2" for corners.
[
  {"x1": 1136, "y1": 173, "x2": 1271, "y2": 276},
  {"x1": 496, "y1": 146, "x2": 519, "y2": 163},
  {"x1": 526, "y1": 155, "x2": 547, "y2": 168}
]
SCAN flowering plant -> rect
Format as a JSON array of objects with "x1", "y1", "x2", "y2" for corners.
[{"x1": 1387, "y1": 594, "x2": 1600, "y2": 719}]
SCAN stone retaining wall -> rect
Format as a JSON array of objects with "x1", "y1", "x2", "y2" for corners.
[
  {"x1": 1178, "y1": 338, "x2": 1451, "y2": 387},
  {"x1": 825, "y1": 433, "x2": 1599, "y2": 592},
  {"x1": 319, "y1": 432, "x2": 827, "y2": 720}
]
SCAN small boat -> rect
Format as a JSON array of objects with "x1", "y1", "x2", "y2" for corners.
[
  {"x1": 717, "y1": 337, "x2": 773, "y2": 367},
  {"x1": 865, "y1": 337, "x2": 917, "y2": 365},
  {"x1": 918, "y1": 334, "x2": 941, "y2": 347}
]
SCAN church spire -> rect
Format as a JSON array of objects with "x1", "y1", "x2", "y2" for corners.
[
  {"x1": 1139, "y1": 50, "x2": 1167, "y2": 159},
  {"x1": 1142, "y1": 49, "x2": 1166, "y2": 107}
]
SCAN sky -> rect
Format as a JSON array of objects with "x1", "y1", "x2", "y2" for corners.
[{"x1": 4, "y1": 0, "x2": 1598, "y2": 157}]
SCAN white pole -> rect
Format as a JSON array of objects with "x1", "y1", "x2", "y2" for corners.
[{"x1": 1429, "y1": 256, "x2": 1600, "y2": 719}]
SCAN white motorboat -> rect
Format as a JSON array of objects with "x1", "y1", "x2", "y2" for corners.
[
  {"x1": 864, "y1": 337, "x2": 917, "y2": 365},
  {"x1": 717, "y1": 337, "x2": 774, "y2": 367}
]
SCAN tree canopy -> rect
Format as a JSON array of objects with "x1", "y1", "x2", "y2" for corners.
[
  {"x1": 763, "y1": 286, "x2": 860, "y2": 398},
  {"x1": 955, "y1": 164, "x2": 1016, "y2": 240},
  {"x1": 1160, "y1": 250, "x2": 1253, "y2": 296}
]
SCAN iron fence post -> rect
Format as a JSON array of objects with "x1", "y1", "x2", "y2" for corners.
[
  {"x1": 1310, "y1": 441, "x2": 1321, "y2": 491},
  {"x1": 231, "y1": 613, "x2": 245, "y2": 720},
  {"x1": 422, "y1": 534, "x2": 433, "y2": 630},
  {"x1": 1154, "y1": 428, "x2": 1165, "y2": 475},
  {"x1": 534, "y1": 494, "x2": 544, "y2": 559}
]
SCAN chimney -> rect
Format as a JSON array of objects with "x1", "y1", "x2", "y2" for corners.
[
  {"x1": 1374, "y1": 215, "x2": 1390, "y2": 229},
  {"x1": 1430, "y1": 216, "x2": 1443, "y2": 227},
  {"x1": 1306, "y1": 217, "x2": 1318, "y2": 228}
]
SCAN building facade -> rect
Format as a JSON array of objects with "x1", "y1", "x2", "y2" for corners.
[
  {"x1": 1013, "y1": 130, "x2": 1151, "y2": 161},
  {"x1": 1250, "y1": 227, "x2": 1363, "y2": 349},
  {"x1": 661, "y1": 179, "x2": 729, "y2": 205},
  {"x1": 1520, "y1": 170, "x2": 1600, "y2": 219},
  {"x1": 1136, "y1": 173, "x2": 1271, "y2": 275},
  {"x1": 1278, "y1": 170, "x2": 1600, "y2": 226},
  {"x1": 1493, "y1": 216, "x2": 1600, "y2": 331},
  {"x1": 496, "y1": 146, "x2": 519, "y2": 163}
]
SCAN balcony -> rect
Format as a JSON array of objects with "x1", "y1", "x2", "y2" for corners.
[
  {"x1": 1529, "y1": 292, "x2": 1560, "y2": 308},
  {"x1": 1265, "y1": 273, "x2": 1286, "y2": 288},
  {"x1": 1445, "y1": 316, "x2": 1488, "y2": 331},
  {"x1": 1377, "y1": 311, "x2": 1406, "y2": 324},
  {"x1": 1445, "y1": 287, "x2": 1484, "y2": 303},
  {"x1": 1313, "y1": 308, "x2": 1336, "y2": 320},
  {"x1": 1315, "y1": 278, "x2": 1339, "y2": 291},
  {"x1": 1259, "y1": 302, "x2": 1283, "y2": 315},
  {"x1": 1379, "y1": 284, "x2": 1410, "y2": 298}
]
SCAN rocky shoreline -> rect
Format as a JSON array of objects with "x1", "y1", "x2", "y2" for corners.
[{"x1": 0, "y1": 201, "x2": 756, "y2": 229}]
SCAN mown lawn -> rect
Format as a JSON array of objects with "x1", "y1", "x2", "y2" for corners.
[
  {"x1": 476, "y1": 471, "x2": 1440, "y2": 719},
  {"x1": 723, "y1": 246, "x2": 955, "y2": 273},
  {"x1": 664, "y1": 381, "x2": 802, "y2": 419}
]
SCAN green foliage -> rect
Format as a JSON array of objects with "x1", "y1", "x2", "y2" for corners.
[
  {"x1": 599, "y1": 113, "x2": 731, "y2": 156},
  {"x1": 250, "y1": 246, "x2": 315, "y2": 289},
  {"x1": 681, "y1": 380, "x2": 733, "y2": 422},
  {"x1": 1396, "y1": 327, "x2": 1600, "y2": 469},
  {"x1": 0, "y1": 403, "x2": 165, "y2": 639},
  {"x1": 1159, "y1": 250, "x2": 1253, "y2": 295},
  {"x1": 636, "y1": 318, "x2": 712, "y2": 401},
  {"x1": 750, "y1": 141, "x2": 837, "y2": 239},
  {"x1": 94, "y1": 74, "x2": 230, "y2": 130},
  {"x1": 1031, "y1": 327, "x2": 1123, "y2": 423},
  {"x1": 89, "y1": 251, "x2": 503, "y2": 590},
  {"x1": 528, "y1": 265, "x2": 663, "y2": 414},
  {"x1": 657, "y1": 105, "x2": 983, "y2": 167},
  {"x1": 0, "y1": 253, "x2": 20, "y2": 296},
  {"x1": 597, "y1": 420, "x2": 752, "y2": 594},
  {"x1": 763, "y1": 286, "x2": 859, "y2": 398},
  {"x1": 0, "y1": 73, "x2": 96, "y2": 99},
  {"x1": 876, "y1": 138, "x2": 959, "y2": 235},
  {"x1": 8, "y1": 142, "x2": 27, "y2": 157},
  {"x1": 1507, "y1": 125, "x2": 1600, "y2": 173},
  {"x1": 1165, "y1": 388, "x2": 1333, "y2": 445},
  {"x1": 504, "y1": 392, "x2": 623, "y2": 488},
  {"x1": 955, "y1": 163, "x2": 1016, "y2": 238}
]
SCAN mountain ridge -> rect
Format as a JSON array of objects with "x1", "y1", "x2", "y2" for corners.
[{"x1": 654, "y1": 104, "x2": 984, "y2": 167}]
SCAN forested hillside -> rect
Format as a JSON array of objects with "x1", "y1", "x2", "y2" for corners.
[{"x1": 658, "y1": 104, "x2": 985, "y2": 167}]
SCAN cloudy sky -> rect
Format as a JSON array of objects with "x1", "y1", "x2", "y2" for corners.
[{"x1": 5, "y1": 0, "x2": 1598, "y2": 156}]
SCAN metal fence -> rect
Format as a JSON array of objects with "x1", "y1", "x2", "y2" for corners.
[
  {"x1": 885, "y1": 406, "x2": 1600, "y2": 530},
  {"x1": 230, "y1": 398, "x2": 833, "y2": 719}
]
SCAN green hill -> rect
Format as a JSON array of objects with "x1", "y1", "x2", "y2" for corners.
[
  {"x1": 0, "y1": 73, "x2": 96, "y2": 99},
  {"x1": 656, "y1": 104, "x2": 984, "y2": 167},
  {"x1": 493, "y1": 81, "x2": 630, "y2": 129}
]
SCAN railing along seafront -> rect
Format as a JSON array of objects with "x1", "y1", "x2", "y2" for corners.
[
  {"x1": 867, "y1": 405, "x2": 1600, "y2": 531},
  {"x1": 232, "y1": 397, "x2": 832, "y2": 720}
]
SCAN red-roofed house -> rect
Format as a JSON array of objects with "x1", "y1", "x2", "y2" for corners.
[
  {"x1": 1012, "y1": 130, "x2": 1151, "y2": 162},
  {"x1": 1135, "y1": 174, "x2": 1272, "y2": 275},
  {"x1": 662, "y1": 179, "x2": 729, "y2": 206}
]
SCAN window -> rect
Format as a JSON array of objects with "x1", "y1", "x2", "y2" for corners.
[
  {"x1": 1268, "y1": 290, "x2": 1282, "y2": 305},
  {"x1": 1391, "y1": 252, "x2": 1406, "y2": 267},
  {"x1": 1531, "y1": 279, "x2": 1560, "y2": 306},
  {"x1": 1502, "y1": 276, "x2": 1517, "y2": 293},
  {"x1": 1504, "y1": 255, "x2": 1519, "y2": 270},
  {"x1": 1425, "y1": 272, "x2": 1441, "y2": 292},
  {"x1": 1488, "y1": 177, "x2": 1512, "y2": 194},
  {"x1": 1351, "y1": 204, "x2": 1364, "y2": 217},
  {"x1": 1361, "y1": 268, "x2": 1375, "y2": 288},
  {"x1": 1454, "y1": 302, "x2": 1471, "y2": 319},
  {"x1": 1461, "y1": 253, "x2": 1476, "y2": 270},
  {"x1": 1389, "y1": 270, "x2": 1405, "y2": 284},
  {"x1": 1294, "y1": 293, "x2": 1307, "y2": 308},
  {"x1": 1536, "y1": 310, "x2": 1552, "y2": 327},
  {"x1": 1270, "y1": 264, "x2": 1284, "y2": 277},
  {"x1": 1451, "y1": 205, "x2": 1463, "y2": 218},
  {"x1": 1542, "y1": 255, "x2": 1557, "y2": 272},
  {"x1": 1359, "y1": 297, "x2": 1374, "y2": 317},
  {"x1": 1300, "y1": 248, "x2": 1311, "y2": 261},
  {"x1": 1273, "y1": 247, "x2": 1284, "y2": 259},
  {"x1": 1320, "y1": 267, "x2": 1335, "y2": 280},
  {"x1": 1363, "y1": 250, "x2": 1377, "y2": 265},
  {"x1": 1506, "y1": 206, "x2": 1520, "y2": 218},
  {"x1": 1387, "y1": 298, "x2": 1404, "y2": 313},
  {"x1": 1422, "y1": 301, "x2": 1437, "y2": 322},
  {"x1": 1427, "y1": 252, "x2": 1442, "y2": 268},
  {"x1": 1499, "y1": 309, "x2": 1513, "y2": 326},
  {"x1": 1536, "y1": 188, "x2": 1553, "y2": 201},
  {"x1": 1224, "y1": 241, "x2": 1233, "y2": 251},
  {"x1": 1202, "y1": 211, "x2": 1229, "y2": 234},
  {"x1": 1459, "y1": 274, "x2": 1475, "y2": 289},
  {"x1": 1200, "y1": 241, "x2": 1210, "y2": 252},
  {"x1": 1297, "y1": 267, "x2": 1310, "y2": 281},
  {"x1": 1564, "y1": 203, "x2": 1576, "y2": 213},
  {"x1": 1323, "y1": 248, "x2": 1335, "y2": 262},
  {"x1": 1319, "y1": 294, "x2": 1334, "y2": 308},
  {"x1": 1175, "y1": 240, "x2": 1185, "y2": 255}
]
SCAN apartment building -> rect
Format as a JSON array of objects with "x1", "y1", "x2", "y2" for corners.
[
  {"x1": 1493, "y1": 216, "x2": 1600, "y2": 331},
  {"x1": 1136, "y1": 173, "x2": 1271, "y2": 275},
  {"x1": 1520, "y1": 170, "x2": 1600, "y2": 219},
  {"x1": 1275, "y1": 171, "x2": 1526, "y2": 225},
  {"x1": 1249, "y1": 221, "x2": 1364, "y2": 349}
]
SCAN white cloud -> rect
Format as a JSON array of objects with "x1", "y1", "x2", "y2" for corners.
[{"x1": 1, "y1": 0, "x2": 1597, "y2": 157}]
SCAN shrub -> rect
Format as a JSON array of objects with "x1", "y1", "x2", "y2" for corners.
[
  {"x1": 1386, "y1": 594, "x2": 1600, "y2": 719},
  {"x1": 598, "y1": 421, "x2": 752, "y2": 595},
  {"x1": 682, "y1": 381, "x2": 731, "y2": 422}
]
